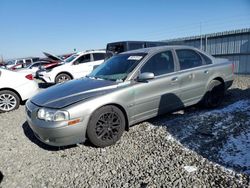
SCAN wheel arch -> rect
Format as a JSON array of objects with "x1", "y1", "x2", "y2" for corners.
[
  {"x1": 212, "y1": 77, "x2": 225, "y2": 89},
  {"x1": 0, "y1": 88, "x2": 22, "y2": 101},
  {"x1": 93, "y1": 103, "x2": 130, "y2": 131},
  {"x1": 55, "y1": 72, "x2": 74, "y2": 82},
  {"x1": 201, "y1": 76, "x2": 226, "y2": 108}
]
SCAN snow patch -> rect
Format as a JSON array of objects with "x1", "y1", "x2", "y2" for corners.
[
  {"x1": 219, "y1": 128, "x2": 250, "y2": 172},
  {"x1": 145, "y1": 123, "x2": 155, "y2": 131},
  {"x1": 204, "y1": 100, "x2": 250, "y2": 115},
  {"x1": 165, "y1": 134, "x2": 175, "y2": 142},
  {"x1": 184, "y1": 166, "x2": 198, "y2": 173}
]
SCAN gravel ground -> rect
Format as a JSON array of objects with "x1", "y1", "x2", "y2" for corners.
[{"x1": 0, "y1": 76, "x2": 250, "y2": 187}]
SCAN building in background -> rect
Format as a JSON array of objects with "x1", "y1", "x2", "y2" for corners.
[{"x1": 163, "y1": 28, "x2": 250, "y2": 74}]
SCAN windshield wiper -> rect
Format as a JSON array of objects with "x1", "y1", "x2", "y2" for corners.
[{"x1": 86, "y1": 75, "x2": 105, "y2": 80}]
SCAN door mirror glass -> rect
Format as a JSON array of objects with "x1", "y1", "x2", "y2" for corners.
[{"x1": 138, "y1": 72, "x2": 154, "y2": 81}]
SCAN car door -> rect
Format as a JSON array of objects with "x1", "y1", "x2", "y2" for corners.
[
  {"x1": 130, "y1": 50, "x2": 182, "y2": 123},
  {"x1": 174, "y1": 49, "x2": 208, "y2": 106},
  {"x1": 71, "y1": 54, "x2": 92, "y2": 78}
]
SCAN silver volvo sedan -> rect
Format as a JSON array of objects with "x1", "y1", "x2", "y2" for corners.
[{"x1": 25, "y1": 46, "x2": 234, "y2": 147}]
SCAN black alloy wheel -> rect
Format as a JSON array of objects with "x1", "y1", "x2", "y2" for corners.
[
  {"x1": 87, "y1": 105, "x2": 125, "y2": 147},
  {"x1": 203, "y1": 80, "x2": 225, "y2": 108}
]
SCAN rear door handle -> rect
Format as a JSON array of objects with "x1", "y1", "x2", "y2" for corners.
[
  {"x1": 188, "y1": 73, "x2": 195, "y2": 79},
  {"x1": 204, "y1": 70, "x2": 209, "y2": 74}
]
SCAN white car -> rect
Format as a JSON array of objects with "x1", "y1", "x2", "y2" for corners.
[
  {"x1": 16, "y1": 61, "x2": 52, "y2": 77},
  {"x1": 0, "y1": 68, "x2": 40, "y2": 112},
  {"x1": 39, "y1": 50, "x2": 106, "y2": 84},
  {"x1": 5, "y1": 58, "x2": 39, "y2": 69}
]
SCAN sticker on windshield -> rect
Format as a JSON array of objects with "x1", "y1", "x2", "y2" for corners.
[{"x1": 128, "y1": 56, "x2": 143, "y2": 61}]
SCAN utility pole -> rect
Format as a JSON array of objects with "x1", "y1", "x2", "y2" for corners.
[
  {"x1": 200, "y1": 22, "x2": 202, "y2": 50},
  {"x1": 205, "y1": 35, "x2": 208, "y2": 52}
]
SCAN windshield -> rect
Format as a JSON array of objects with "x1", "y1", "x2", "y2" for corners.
[
  {"x1": 89, "y1": 53, "x2": 147, "y2": 81},
  {"x1": 64, "y1": 54, "x2": 79, "y2": 63}
]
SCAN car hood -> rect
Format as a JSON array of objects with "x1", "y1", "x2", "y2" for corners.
[
  {"x1": 43, "y1": 52, "x2": 63, "y2": 62},
  {"x1": 31, "y1": 78, "x2": 121, "y2": 109}
]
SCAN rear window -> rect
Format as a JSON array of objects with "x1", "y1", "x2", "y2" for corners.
[
  {"x1": 128, "y1": 43, "x2": 145, "y2": 51},
  {"x1": 106, "y1": 43, "x2": 125, "y2": 54},
  {"x1": 93, "y1": 53, "x2": 105, "y2": 61},
  {"x1": 176, "y1": 49, "x2": 203, "y2": 70},
  {"x1": 17, "y1": 60, "x2": 23, "y2": 64},
  {"x1": 26, "y1": 59, "x2": 32, "y2": 64},
  {"x1": 199, "y1": 52, "x2": 212, "y2": 65}
]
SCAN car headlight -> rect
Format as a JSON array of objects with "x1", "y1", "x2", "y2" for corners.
[
  {"x1": 40, "y1": 65, "x2": 45, "y2": 70},
  {"x1": 37, "y1": 108, "x2": 69, "y2": 121},
  {"x1": 46, "y1": 69, "x2": 52, "y2": 72}
]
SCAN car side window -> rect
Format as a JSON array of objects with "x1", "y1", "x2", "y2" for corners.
[
  {"x1": 25, "y1": 59, "x2": 32, "y2": 66},
  {"x1": 17, "y1": 60, "x2": 23, "y2": 64},
  {"x1": 198, "y1": 52, "x2": 213, "y2": 65},
  {"x1": 141, "y1": 51, "x2": 174, "y2": 76},
  {"x1": 93, "y1": 53, "x2": 105, "y2": 61},
  {"x1": 176, "y1": 49, "x2": 203, "y2": 70},
  {"x1": 75, "y1": 54, "x2": 91, "y2": 64},
  {"x1": 31, "y1": 63, "x2": 40, "y2": 68}
]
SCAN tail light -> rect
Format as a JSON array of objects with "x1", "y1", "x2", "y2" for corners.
[{"x1": 25, "y1": 74, "x2": 33, "y2": 80}]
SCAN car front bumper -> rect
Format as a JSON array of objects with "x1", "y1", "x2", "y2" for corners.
[
  {"x1": 25, "y1": 100, "x2": 88, "y2": 147},
  {"x1": 38, "y1": 72, "x2": 54, "y2": 83}
]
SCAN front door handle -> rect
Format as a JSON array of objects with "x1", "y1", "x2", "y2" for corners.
[{"x1": 171, "y1": 77, "x2": 178, "y2": 81}]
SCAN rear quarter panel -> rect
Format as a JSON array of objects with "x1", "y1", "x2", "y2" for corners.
[{"x1": 204, "y1": 58, "x2": 234, "y2": 90}]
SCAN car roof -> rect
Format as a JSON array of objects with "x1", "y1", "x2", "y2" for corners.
[
  {"x1": 76, "y1": 50, "x2": 106, "y2": 56},
  {"x1": 121, "y1": 45, "x2": 199, "y2": 54}
]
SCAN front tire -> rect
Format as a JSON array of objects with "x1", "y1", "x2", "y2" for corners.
[
  {"x1": 87, "y1": 105, "x2": 125, "y2": 147},
  {"x1": 55, "y1": 73, "x2": 72, "y2": 84},
  {"x1": 0, "y1": 90, "x2": 20, "y2": 113},
  {"x1": 202, "y1": 80, "x2": 225, "y2": 108}
]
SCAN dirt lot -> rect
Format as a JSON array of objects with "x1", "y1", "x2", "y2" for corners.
[{"x1": 0, "y1": 76, "x2": 249, "y2": 187}]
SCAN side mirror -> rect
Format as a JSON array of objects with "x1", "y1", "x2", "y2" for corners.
[{"x1": 138, "y1": 72, "x2": 155, "y2": 82}]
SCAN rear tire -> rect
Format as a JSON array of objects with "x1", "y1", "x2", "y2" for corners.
[
  {"x1": 0, "y1": 90, "x2": 20, "y2": 113},
  {"x1": 87, "y1": 105, "x2": 125, "y2": 147},
  {"x1": 55, "y1": 73, "x2": 72, "y2": 84},
  {"x1": 202, "y1": 80, "x2": 225, "y2": 108}
]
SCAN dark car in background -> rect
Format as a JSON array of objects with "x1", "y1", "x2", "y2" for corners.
[{"x1": 105, "y1": 41, "x2": 169, "y2": 59}]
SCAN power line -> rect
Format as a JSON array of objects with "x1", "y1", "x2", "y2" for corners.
[
  {"x1": 137, "y1": 14, "x2": 249, "y2": 36},
  {"x1": 134, "y1": 14, "x2": 250, "y2": 40}
]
